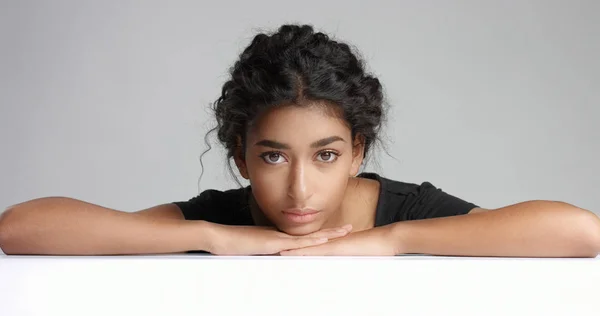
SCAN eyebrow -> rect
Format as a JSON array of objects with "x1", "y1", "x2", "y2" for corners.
[{"x1": 254, "y1": 136, "x2": 346, "y2": 150}]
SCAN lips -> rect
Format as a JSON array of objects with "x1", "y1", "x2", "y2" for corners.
[
  {"x1": 282, "y1": 208, "x2": 321, "y2": 224},
  {"x1": 282, "y1": 208, "x2": 319, "y2": 215}
]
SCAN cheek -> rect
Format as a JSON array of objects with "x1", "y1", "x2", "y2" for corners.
[
  {"x1": 251, "y1": 176, "x2": 284, "y2": 202},
  {"x1": 246, "y1": 160, "x2": 286, "y2": 210}
]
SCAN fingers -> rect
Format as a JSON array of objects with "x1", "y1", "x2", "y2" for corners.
[
  {"x1": 279, "y1": 249, "x2": 302, "y2": 256},
  {"x1": 306, "y1": 224, "x2": 353, "y2": 239},
  {"x1": 280, "y1": 244, "x2": 329, "y2": 256},
  {"x1": 277, "y1": 236, "x2": 329, "y2": 251},
  {"x1": 270, "y1": 224, "x2": 353, "y2": 253}
]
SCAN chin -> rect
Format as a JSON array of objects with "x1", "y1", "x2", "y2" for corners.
[{"x1": 278, "y1": 222, "x2": 323, "y2": 236}]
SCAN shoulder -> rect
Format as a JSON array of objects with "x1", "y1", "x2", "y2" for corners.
[
  {"x1": 171, "y1": 186, "x2": 253, "y2": 225},
  {"x1": 357, "y1": 172, "x2": 479, "y2": 223},
  {"x1": 357, "y1": 172, "x2": 422, "y2": 196}
]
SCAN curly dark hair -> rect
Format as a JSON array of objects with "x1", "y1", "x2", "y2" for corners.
[{"x1": 201, "y1": 24, "x2": 388, "y2": 185}]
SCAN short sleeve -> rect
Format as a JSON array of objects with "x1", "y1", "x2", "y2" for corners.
[
  {"x1": 171, "y1": 188, "x2": 253, "y2": 225},
  {"x1": 405, "y1": 182, "x2": 479, "y2": 220}
]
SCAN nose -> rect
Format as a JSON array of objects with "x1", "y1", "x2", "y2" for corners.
[{"x1": 287, "y1": 162, "x2": 313, "y2": 203}]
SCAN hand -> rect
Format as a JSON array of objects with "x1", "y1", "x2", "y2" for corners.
[
  {"x1": 206, "y1": 223, "x2": 353, "y2": 255},
  {"x1": 279, "y1": 225, "x2": 398, "y2": 256}
]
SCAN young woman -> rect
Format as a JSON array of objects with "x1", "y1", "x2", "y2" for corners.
[{"x1": 0, "y1": 24, "x2": 598, "y2": 257}]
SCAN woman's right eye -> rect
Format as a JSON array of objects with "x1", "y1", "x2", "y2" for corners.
[{"x1": 260, "y1": 152, "x2": 286, "y2": 164}]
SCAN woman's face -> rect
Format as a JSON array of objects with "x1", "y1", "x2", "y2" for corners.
[{"x1": 235, "y1": 104, "x2": 364, "y2": 236}]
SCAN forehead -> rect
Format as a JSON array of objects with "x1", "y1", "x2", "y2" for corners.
[{"x1": 247, "y1": 104, "x2": 351, "y2": 144}]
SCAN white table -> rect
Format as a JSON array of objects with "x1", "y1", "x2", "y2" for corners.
[{"x1": 1, "y1": 254, "x2": 598, "y2": 316}]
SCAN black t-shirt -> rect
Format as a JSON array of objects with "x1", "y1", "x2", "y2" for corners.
[{"x1": 172, "y1": 172, "x2": 479, "y2": 226}]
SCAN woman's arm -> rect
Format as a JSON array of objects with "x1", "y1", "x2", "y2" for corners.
[
  {"x1": 392, "y1": 200, "x2": 600, "y2": 257},
  {"x1": 0, "y1": 197, "x2": 212, "y2": 255},
  {"x1": 0, "y1": 197, "x2": 353, "y2": 256}
]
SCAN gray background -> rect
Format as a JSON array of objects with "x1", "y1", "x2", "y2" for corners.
[{"x1": 1, "y1": 0, "x2": 598, "y2": 216}]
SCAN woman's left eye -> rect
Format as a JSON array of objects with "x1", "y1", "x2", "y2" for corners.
[{"x1": 316, "y1": 151, "x2": 339, "y2": 163}]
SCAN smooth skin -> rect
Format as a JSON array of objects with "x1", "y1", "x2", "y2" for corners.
[
  {"x1": 237, "y1": 104, "x2": 600, "y2": 257},
  {"x1": 0, "y1": 197, "x2": 352, "y2": 255},
  {"x1": 1, "y1": 104, "x2": 599, "y2": 257}
]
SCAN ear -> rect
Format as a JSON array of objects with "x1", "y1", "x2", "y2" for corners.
[
  {"x1": 350, "y1": 134, "x2": 365, "y2": 177},
  {"x1": 233, "y1": 135, "x2": 249, "y2": 179}
]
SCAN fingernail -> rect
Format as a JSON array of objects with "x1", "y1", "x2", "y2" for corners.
[
  {"x1": 336, "y1": 229, "x2": 347, "y2": 233},
  {"x1": 342, "y1": 224, "x2": 353, "y2": 230},
  {"x1": 317, "y1": 237, "x2": 328, "y2": 243}
]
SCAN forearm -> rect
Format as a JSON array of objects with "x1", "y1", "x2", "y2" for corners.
[
  {"x1": 392, "y1": 200, "x2": 600, "y2": 258},
  {"x1": 0, "y1": 197, "x2": 212, "y2": 255}
]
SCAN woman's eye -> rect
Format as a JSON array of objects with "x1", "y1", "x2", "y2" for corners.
[
  {"x1": 261, "y1": 152, "x2": 285, "y2": 164},
  {"x1": 317, "y1": 151, "x2": 338, "y2": 163}
]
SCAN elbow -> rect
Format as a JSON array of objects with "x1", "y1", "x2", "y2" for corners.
[
  {"x1": 585, "y1": 220, "x2": 600, "y2": 258},
  {"x1": 541, "y1": 202, "x2": 600, "y2": 258},
  {"x1": 0, "y1": 197, "x2": 72, "y2": 255},
  {"x1": 0, "y1": 206, "x2": 16, "y2": 254},
  {"x1": 0, "y1": 203, "x2": 35, "y2": 255},
  {"x1": 574, "y1": 208, "x2": 600, "y2": 258}
]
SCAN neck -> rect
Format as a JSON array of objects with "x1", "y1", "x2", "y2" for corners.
[{"x1": 323, "y1": 176, "x2": 379, "y2": 232}]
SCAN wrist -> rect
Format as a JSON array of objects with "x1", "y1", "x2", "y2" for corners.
[
  {"x1": 388, "y1": 222, "x2": 411, "y2": 255},
  {"x1": 193, "y1": 220, "x2": 219, "y2": 253}
]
